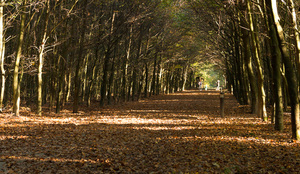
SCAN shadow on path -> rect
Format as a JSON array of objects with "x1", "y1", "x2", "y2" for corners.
[{"x1": 0, "y1": 90, "x2": 299, "y2": 173}]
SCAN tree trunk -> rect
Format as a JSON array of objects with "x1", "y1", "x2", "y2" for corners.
[
  {"x1": 247, "y1": 0, "x2": 268, "y2": 121},
  {"x1": 37, "y1": 0, "x2": 50, "y2": 116},
  {"x1": 156, "y1": 54, "x2": 162, "y2": 95},
  {"x1": 151, "y1": 52, "x2": 157, "y2": 96},
  {"x1": 100, "y1": 10, "x2": 116, "y2": 106},
  {"x1": 241, "y1": 27, "x2": 258, "y2": 114},
  {"x1": 108, "y1": 49, "x2": 116, "y2": 105},
  {"x1": 288, "y1": 0, "x2": 300, "y2": 81},
  {"x1": 73, "y1": 0, "x2": 88, "y2": 113},
  {"x1": 0, "y1": 0, "x2": 5, "y2": 112},
  {"x1": 266, "y1": 1, "x2": 284, "y2": 131},
  {"x1": 87, "y1": 54, "x2": 99, "y2": 107},
  {"x1": 132, "y1": 25, "x2": 143, "y2": 101},
  {"x1": 122, "y1": 25, "x2": 132, "y2": 102},
  {"x1": 13, "y1": 0, "x2": 27, "y2": 116},
  {"x1": 144, "y1": 62, "x2": 149, "y2": 98},
  {"x1": 270, "y1": 0, "x2": 300, "y2": 139},
  {"x1": 82, "y1": 54, "x2": 89, "y2": 103}
]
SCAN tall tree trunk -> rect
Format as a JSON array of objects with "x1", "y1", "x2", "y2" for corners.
[
  {"x1": 56, "y1": 56, "x2": 65, "y2": 113},
  {"x1": 37, "y1": 0, "x2": 50, "y2": 116},
  {"x1": 132, "y1": 25, "x2": 143, "y2": 101},
  {"x1": 151, "y1": 52, "x2": 157, "y2": 96},
  {"x1": 266, "y1": 0, "x2": 284, "y2": 131},
  {"x1": 144, "y1": 62, "x2": 149, "y2": 98},
  {"x1": 269, "y1": 0, "x2": 300, "y2": 139},
  {"x1": 0, "y1": 0, "x2": 5, "y2": 112},
  {"x1": 289, "y1": 0, "x2": 300, "y2": 80},
  {"x1": 247, "y1": 0, "x2": 268, "y2": 121},
  {"x1": 100, "y1": 10, "x2": 116, "y2": 106},
  {"x1": 82, "y1": 54, "x2": 89, "y2": 103},
  {"x1": 122, "y1": 25, "x2": 132, "y2": 102},
  {"x1": 87, "y1": 55, "x2": 99, "y2": 107},
  {"x1": 73, "y1": 0, "x2": 88, "y2": 113},
  {"x1": 108, "y1": 49, "x2": 116, "y2": 105},
  {"x1": 156, "y1": 54, "x2": 162, "y2": 95},
  {"x1": 100, "y1": 49, "x2": 110, "y2": 106},
  {"x1": 241, "y1": 27, "x2": 258, "y2": 114},
  {"x1": 13, "y1": 0, "x2": 27, "y2": 116}
]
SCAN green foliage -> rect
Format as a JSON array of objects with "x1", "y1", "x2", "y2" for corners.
[{"x1": 192, "y1": 61, "x2": 224, "y2": 88}]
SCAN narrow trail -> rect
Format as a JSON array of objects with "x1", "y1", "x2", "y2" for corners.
[{"x1": 0, "y1": 90, "x2": 299, "y2": 173}]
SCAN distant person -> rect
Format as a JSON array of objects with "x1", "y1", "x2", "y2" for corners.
[
  {"x1": 198, "y1": 80, "x2": 202, "y2": 91},
  {"x1": 216, "y1": 80, "x2": 220, "y2": 90}
]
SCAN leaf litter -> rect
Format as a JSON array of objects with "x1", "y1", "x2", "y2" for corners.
[{"x1": 0, "y1": 90, "x2": 299, "y2": 173}]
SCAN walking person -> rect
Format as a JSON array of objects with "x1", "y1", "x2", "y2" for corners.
[
  {"x1": 198, "y1": 79, "x2": 203, "y2": 91},
  {"x1": 216, "y1": 80, "x2": 220, "y2": 90}
]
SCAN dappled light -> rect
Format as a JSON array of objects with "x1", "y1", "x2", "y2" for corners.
[{"x1": 0, "y1": 90, "x2": 299, "y2": 173}]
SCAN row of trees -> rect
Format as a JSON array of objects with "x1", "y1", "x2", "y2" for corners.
[
  {"x1": 2, "y1": 0, "x2": 298, "y2": 140},
  {"x1": 188, "y1": 0, "x2": 299, "y2": 140},
  {"x1": 0, "y1": 1, "x2": 212, "y2": 116}
]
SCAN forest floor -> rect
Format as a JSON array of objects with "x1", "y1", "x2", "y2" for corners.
[{"x1": 0, "y1": 90, "x2": 299, "y2": 174}]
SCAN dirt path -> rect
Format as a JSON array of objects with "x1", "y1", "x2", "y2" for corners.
[{"x1": 0, "y1": 90, "x2": 299, "y2": 173}]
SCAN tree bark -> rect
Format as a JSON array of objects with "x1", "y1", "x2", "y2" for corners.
[
  {"x1": 132, "y1": 25, "x2": 143, "y2": 101},
  {"x1": 266, "y1": 0, "x2": 284, "y2": 131},
  {"x1": 241, "y1": 26, "x2": 258, "y2": 114},
  {"x1": 37, "y1": 0, "x2": 50, "y2": 116},
  {"x1": 13, "y1": 0, "x2": 27, "y2": 116},
  {"x1": 151, "y1": 52, "x2": 157, "y2": 96},
  {"x1": 0, "y1": 0, "x2": 5, "y2": 112},
  {"x1": 122, "y1": 25, "x2": 132, "y2": 102},
  {"x1": 73, "y1": 0, "x2": 88, "y2": 112},
  {"x1": 247, "y1": 0, "x2": 268, "y2": 121},
  {"x1": 288, "y1": 0, "x2": 300, "y2": 81},
  {"x1": 270, "y1": 0, "x2": 300, "y2": 139}
]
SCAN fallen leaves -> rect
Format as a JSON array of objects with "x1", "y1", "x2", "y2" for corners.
[{"x1": 0, "y1": 90, "x2": 299, "y2": 173}]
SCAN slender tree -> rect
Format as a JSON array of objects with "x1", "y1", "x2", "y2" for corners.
[
  {"x1": 73, "y1": 0, "x2": 88, "y2": 113},
  {"x1": 13, "y1": 0, "x2": 27, "y2": 116},
  {"x1": 37, "y1": 0, "x2": 50, "y2": 116},
  {"x1": 0, "y1": 0, "x2": 5, "y2": 112}
]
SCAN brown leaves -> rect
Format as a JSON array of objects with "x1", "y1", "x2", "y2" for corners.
[{"x1": 0, "y1": 90, "x2": 299, "y2": 173}]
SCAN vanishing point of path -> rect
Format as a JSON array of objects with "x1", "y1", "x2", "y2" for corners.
[{"x1": 0, "y1": 90, "x2": 299, "y2": 173}]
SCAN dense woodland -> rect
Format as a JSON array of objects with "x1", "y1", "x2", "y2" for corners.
[{"x1": 0, "y1": 0, "x2": 299, "y2": 140}]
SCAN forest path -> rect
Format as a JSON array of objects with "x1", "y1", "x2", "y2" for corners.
[{"x1": 0, "y1": 90, "x2": 299, "y2": 173}]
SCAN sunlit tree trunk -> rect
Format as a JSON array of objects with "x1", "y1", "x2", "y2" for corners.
[
  {"x1": 122, "y1": 25, "x2": 132, "y2": 102},
  {"x1": 289, "y1": 0, "x2": 300, "y2": 80},
  {"x1": 151, "y1": 51, "x2": 158, "y2": 96},
  {"x1": 182, "y1": 64, "x2": 188, "y2": 91},
  {"x1": 144, "y1": 62, "x2": 149, "y2": 98},
  {"x1": 266, "y1": 0, "x2": 284, "y2": 131},
  {"x1": 247, "y1": 0, "x2": 267, "y2": 121},
  {"x1": 0, "y1": 0, "x2": 5, "y2": 112},
  {"x1": 37, "y1": 0, "x2": 50, "y2": 116},
  {"x1": 270, "y1": 0, "x2": 300, "y2": 139},
  {"x1": 82, "y1": 54, "x2": 89, "y2": 103},
  {"x1": 241, "y1": 26, "x2": 258, "y2": 114},
  {"x1": 108, "y1": 49, "x2": 116, "y2": 105},
  {"x1": 13, "y1": 0, "x2": 27, "y2": 116}
]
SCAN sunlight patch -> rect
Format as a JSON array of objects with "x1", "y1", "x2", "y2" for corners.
[
  {"x1": 165, "y1": 135, "x2": 298, "y2": 146},
  {"x1": 132, "y1": 126, "x2": 197, "y2": 130},
  {"x1": 0, "y1": 136, "x2": 29, "y2": 140},
  {"x1": 1, "y1": 155, "x2": 100, "y2": 164}
]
